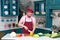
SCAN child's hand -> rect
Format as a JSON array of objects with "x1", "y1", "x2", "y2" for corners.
[
  {"x1": 28, "y1": 30, "x2": 33, "y2": 33},
  {"x1": 24, "y1": 26, "x2": 28, "y2": 30}
]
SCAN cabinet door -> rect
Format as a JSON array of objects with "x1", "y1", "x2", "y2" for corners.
[
  {"x1": 46, "y1": 0, "x2": 54, "y2": 6},
  {"x1": 34, "y1": 2, "x2": 39, "y2": 12},
  {"x1": 34, "y1": 1, "x2": 45, "y2": 16},
  {"x1": 53, "y1": 0, "x2": 60, "y2": 6},
  {"x1": 46, "y1": 0, "x2": 60, "y2": 7},
  {"x1": 1, "y1": 0, "x2": 10, "y2": 16},
  {"x1": 34, "y1": 2, "x2": 40, "y2": 16},
  {"x1": 10, "y1": 0, "x2": 19, "y2": 16}
]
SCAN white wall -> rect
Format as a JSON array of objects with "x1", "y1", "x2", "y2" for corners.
[
  {"x1": 20, "y1": 0, "x2": 40, "y2": 10},
  {"x1": 20, "y1": 0, "x2": 40, "y2": 4}
]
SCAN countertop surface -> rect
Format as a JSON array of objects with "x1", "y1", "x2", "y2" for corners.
[{"x1": 1, "y1": 34, "x2": 60, "y2": 40}]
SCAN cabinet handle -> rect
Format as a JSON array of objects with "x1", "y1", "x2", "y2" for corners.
[
  {"x1": 13, "y1": 11, "x2": 16, "y2": 15},
  {"x1": 4, "y1": 5, "x2": 8, "y2": 9},
  {"x1": 13, "y1": 0, "x2": 16, "y2": 4},
  {"x1": 13, "y1": 6, "x2": 16, "y2": 9},
  {"x1": 4, "y1": 11, "x2": 9, "y2": 15}
]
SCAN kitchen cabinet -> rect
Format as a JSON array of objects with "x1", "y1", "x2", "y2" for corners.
[
  {"x1": 34, "y1": 1, "x2": 46, "y2": 16},
  {"x1": 0, "y1": 28, "x2": 51, "y2": 34},
  {"x1": 34, "y1": 1, "x2": 40, "y2": 16},
  {"x1": 46, "y1": 0, "x2": 60, "y2": 28},
  {"x1": 10, "y1": 0, "x2": 19, "y2": 16},
  {"x1": 0, "y1": 28, "x2": 22, "y2": 34},
  {"x1": 46, "y1": 0, "x2": 55, "y2": 6},
  {"x1": 46, "y1": 0, "x2": 60, "y2": 8},
  {"x1": 1, "y1": 0, "x2": 10, "y2": 16},
  {"x1": 1, "y1": 0, "x2": 19, "y2": 16}
]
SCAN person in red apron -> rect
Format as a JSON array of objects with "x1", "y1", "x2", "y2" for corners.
[{"x1": 18, "y1": 8, "x2": 36, "y2": 34}]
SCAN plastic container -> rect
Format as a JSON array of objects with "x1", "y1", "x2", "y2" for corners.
[
  {"x1": 12, "y1": 23, "x2": 15, "y2": 27},
  {"x1": 8, "y1": 24, "x2": 11, "y2": 28}
]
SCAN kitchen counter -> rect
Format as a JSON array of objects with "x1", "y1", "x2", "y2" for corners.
[
  {"x1": 0, "y1": 26, "x2": 52, "y2": 31},
  {"x1": 0, "y1": 27, "x2": 52, "y2": 34},
  {"x1": 0, "y1": 27, "x2": 22, "y2": 31},
  {"x1": 1, "y1": 34, "x2": 60, "y2": 40}
]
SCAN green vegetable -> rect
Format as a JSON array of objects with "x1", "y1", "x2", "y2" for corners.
[
  {"x1": 38, "y1": 33, "x2": 44, "y2": 36},
  {"x1": 44, "y1": 33, "x2": 51, "y2": 37},
  {"x1": 51, "y1": 33, "x2": 58, "y2": 38},
  {"x1": 33, "y1": 34, "x2": 40, "y2": 38}
]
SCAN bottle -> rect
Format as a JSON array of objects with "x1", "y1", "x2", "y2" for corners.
[
  {"x1": 4, "y1": 24, "x2": 7, "y2": 29},
  {"x1": 12, "y1": 23, "x2": 15, "y2": 27},
  {"x1": 8, "y1": 24, "x2": 11, "y2": 28}
]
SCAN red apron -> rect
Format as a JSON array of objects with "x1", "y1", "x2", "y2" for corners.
[{"x1": 22, "y1": 17, "x2": 33, "y2": 34}]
